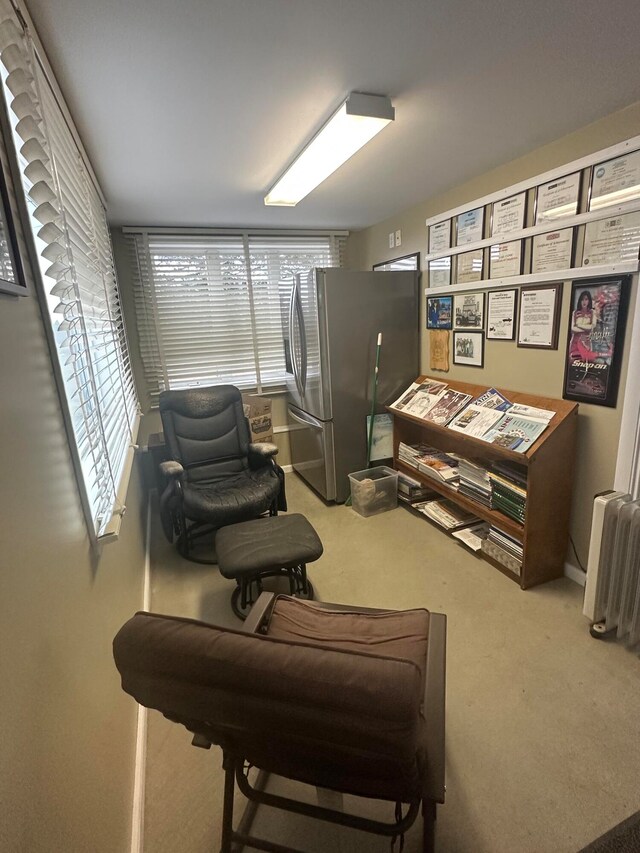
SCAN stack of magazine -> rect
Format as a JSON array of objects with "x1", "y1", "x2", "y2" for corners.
[
  {"x1": 482, "y1": 526, "x2": 524, "y2": 572},
  {"x1": 458, "y1": 459, "x2": 492, "y2": 507},
  {"x1": 413, "y1": 498, "x2": 480, "y2": 531},
  {"x1": 398, "y1": 442, "x2": 460, "y2": 486}
]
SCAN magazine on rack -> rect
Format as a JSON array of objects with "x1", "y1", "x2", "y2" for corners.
[
  {"x1": 484, "y1": 414, "x2": 548, "y2": 452},
  {"x1": 473, "y1": 387, "x2": 512, "y2": 411},
  {"x1": 423, "y1": 389, "x2": 473, "y2": 426},
  {"x1": 390, "y1": 379, "x2": 448, "y2": 413},
  {"x1": 448, "y1": 404, "x2": 504, "y2": 438},
  {"x1": 505, "y1": 403, "x2": 555, "y2": 422}
]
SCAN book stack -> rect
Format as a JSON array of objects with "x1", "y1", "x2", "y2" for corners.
[
  {"x1": 414, "y1": 498, "x2": 480, "y2": 530},
  {"x1": 482, "y1": 526, "x2": 523, "y2": 575},
  {"x1": 457, "y1": 459, "x2": 492, "y2": 507},
  {"x1": 397, "y1": 471, "x2": 435, "y2": 504},
  {"x1": 488, "y1": 469, "x2": 527, "y2": 524},
  {"x1": 398, "y1": 441, "x2": 432, "y2": 470}
]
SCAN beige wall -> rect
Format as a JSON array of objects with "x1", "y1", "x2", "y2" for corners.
[
  {"x1": 347, "y1": 101, "x2": 640, "y2": 565},
  {"x1": 0, "y1": 142, "x2": 145, "y2": 849}
]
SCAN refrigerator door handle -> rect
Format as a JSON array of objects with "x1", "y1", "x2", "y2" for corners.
[
  {"x1": 295, "y1": 280, "x2": 308, "y2": 394},
  {"x1": 287, "y1": 406, "x2": 324, "y2": 430},
  {"x1": 289, "y1": 277, "x2": 303, "y2": 398}
]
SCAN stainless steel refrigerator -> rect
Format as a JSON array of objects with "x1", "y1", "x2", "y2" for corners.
[{"x1": 285, "y1": 268, "x2": 419, "y2": 503}]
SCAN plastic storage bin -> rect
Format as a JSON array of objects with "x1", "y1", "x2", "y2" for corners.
[{"x1": 348, "y1": 466, "x2": 398, "y2": 517}]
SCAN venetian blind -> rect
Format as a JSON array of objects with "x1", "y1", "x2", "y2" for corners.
[
  {"x1": 129, "y1": 231, "x2": 345, "y2": 397},
  {"x1": 0, "y1": 1, "x2": 139, "y2": 539}
]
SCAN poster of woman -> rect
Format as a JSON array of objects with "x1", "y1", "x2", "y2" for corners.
[{"x1": 563, "y1": 276, "x2": 630, "y2": 406}]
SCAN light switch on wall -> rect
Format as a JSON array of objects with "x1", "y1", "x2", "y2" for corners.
[
  {"x1": 395, "y1": 229, "x2": 402, "y2": 247},
  {"x1": 388, "y1": 232, "x2": 395, "y2": 249}
]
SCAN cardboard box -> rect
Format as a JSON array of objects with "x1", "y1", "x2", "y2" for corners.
[{"x1": 242, "y1": 393, "x2": 273, "y2": 444}]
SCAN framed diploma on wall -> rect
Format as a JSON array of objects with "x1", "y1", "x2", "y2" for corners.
[
  {"x1": 491, "y1": 192, "x2": 526, "y2": 237},
  {"x1": 535, "y1": 171, "x2": 581, "y2": 224},
  {"x1": 428, "y1": 256, "x2": 451, "y2": 287},
  {"x1": 582, "y1": 212, "x2": 640, "y2": 266},
  {"x1": 455, "y1": 208, "x2": 484, "y2": 245},
  {"x1": 532, "y1": 228, "x2": 574, "y2": 273},
  {"x1": 517, "y1": 284, "x2": 562, "y2": 349},
  {"x1": 589, "y1": 149, "x2": 640, "y2": 211},
  {"x1": 489, "y1": 240, "x2": 522, "y2": 279},
  {"x1": 456, "y1": 248, "x2": 483, "y2": 284},
  {"x1": 429, "y1": 219, "x2": 451, "y2": 253}
]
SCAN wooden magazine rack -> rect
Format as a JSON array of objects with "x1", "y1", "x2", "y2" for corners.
[{"x1": 389, "y1": 376, "x2": 578, "y2": 588}]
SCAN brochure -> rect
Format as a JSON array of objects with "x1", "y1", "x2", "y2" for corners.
[
  {"x1": 403, "y1": 388, "x2": 446, "y2": 419},
  {"x1": 448, "y1": 404, "x2": 504, "y2": 438},
  {"x1": 423, "y1": 390, "x2": 473, "y2": 426}
]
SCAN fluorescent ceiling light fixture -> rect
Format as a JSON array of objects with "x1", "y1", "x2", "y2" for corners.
[{"x1": 264, "y1": 92, "x2": 394, "y2": 206}]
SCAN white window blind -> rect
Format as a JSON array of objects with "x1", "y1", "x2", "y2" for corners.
[
  {"x1": 0, "y1": 0, "x2": 139, "y2": 540},
  {"x1": 129, "y1": 231, "x2": 345, "y2": 397}
]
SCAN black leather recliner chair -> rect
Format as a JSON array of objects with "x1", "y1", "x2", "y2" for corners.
[{"x1": 158, "y1": 385, "x2": 286, "y2": 561}]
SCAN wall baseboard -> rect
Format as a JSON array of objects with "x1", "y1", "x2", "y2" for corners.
[
  {"x1": 130, "y1": 499, "x2": 151, "y2": 853},
  {"x1": 564, "y1": 561, "x2": 586, "y2": 587}
]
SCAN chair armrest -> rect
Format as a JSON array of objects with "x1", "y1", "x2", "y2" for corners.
[
  {"x1": 248, "y1": 443, "x2": 278, "y2": 469},
  {"x1": 242, "y1": 592, "x2": 276, "y2": 634},
  {"x1": 159, "y1": 460, "x2": 184, "y2": 478}
]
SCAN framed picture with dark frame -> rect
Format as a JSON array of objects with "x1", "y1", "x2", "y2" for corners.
[
  {"x1": 563, "y1": 275, "x2": 631, "y2": 407},
  {"x1": 453, "y1": 330, "x2": 484, "y2": 367},
  {"x1": 0, "y1": 155, "x2": 27, "y2": 297},
  {"x1": 426, "y1": 295, "x2": 452, "y2": 329},
  {"x1": 517, "y1": 283, "x2": 562, "y2": 349},
  {"x1": 373, "y1": 252, "x2": 420, "y2": 272}
]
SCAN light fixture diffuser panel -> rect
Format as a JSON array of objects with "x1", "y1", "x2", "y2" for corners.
[{"x1": 265, "y1": 93, "x2": 394, "y2": 206}]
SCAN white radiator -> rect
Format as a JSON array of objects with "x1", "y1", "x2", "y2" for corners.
[{"x1": 583, "y1": 491, "x2": 640, "y2": 645}]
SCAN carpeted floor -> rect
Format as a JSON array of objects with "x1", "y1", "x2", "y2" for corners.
[{"x1": 142, "y1": 474, "x2": 640, "y2": 853}]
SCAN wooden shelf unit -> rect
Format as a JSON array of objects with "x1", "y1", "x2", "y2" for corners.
[{"x1": 389, "y1": 377, "x2": 578, "y2": 589}]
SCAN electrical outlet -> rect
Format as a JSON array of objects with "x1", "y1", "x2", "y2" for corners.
[
  {"x1": 388, "y1": 232, "x2": 395, "y2": 249},
  {"x1": 395, "y1": 229, "x2": 402, "y2": 247}
]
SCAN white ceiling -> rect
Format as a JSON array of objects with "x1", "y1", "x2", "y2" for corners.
[{"x1": 25, "y1": 0, "x2": 640, "y2": 231}]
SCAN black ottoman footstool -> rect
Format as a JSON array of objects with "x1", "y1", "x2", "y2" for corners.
[{"x1": 216, "y1": 513, "x2": 323, "y2": 620}]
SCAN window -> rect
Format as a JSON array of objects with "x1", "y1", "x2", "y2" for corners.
[
  {"x1": 129, "y1": 231, "x2": 346, "y2": 398},
  {"x1": 0, "y1": 1, "x2": 139, "y2": 540}
]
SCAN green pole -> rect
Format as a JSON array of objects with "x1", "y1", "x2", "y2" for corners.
[{"x1": 366, "y1": 332, "x2": 383, "y2": 468}]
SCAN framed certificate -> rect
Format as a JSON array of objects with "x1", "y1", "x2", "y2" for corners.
[
  {"x1": 428, "y1": 256, "x2": 451, "y2": 287},
  {"x1": 456, "y1": 248, "x2": 483, "y2": 283},
  {"x1": 563, "y1": 276, "x2": 631, "y2": 407},
  {"x1": 456, "y1": 207, "x2": 484, "y2": 245},
  {"x1": 453, "y1": 292, "x2": 485, "y2": 330},
  {"x1": 489, "y1": 240, "x2": 522, "y2": 279},
  {"x1": 589, "y1": 149, "x2": 640, "y2": 211},
  {"x1": 582, "y1": 212, "x2": 640, "y2": 266},
  {"x1": 535, "y1": 172, "x2": 581, "y2": 224},
  {"x1": 531, "y1": 228, "x2": 574, "y2": 273},
  {"x1": 491, "y1": 192, "x2": 526, "y2": 237},
  {"x1": 517, "y1": 284, "x2": 562, "y2": 349},
  {"x1": 487, "y1": 289, "x2": 517, "y2": 340},
  {"x1": 429, "y1": 219, "x2": 451, "y2": 253}
]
